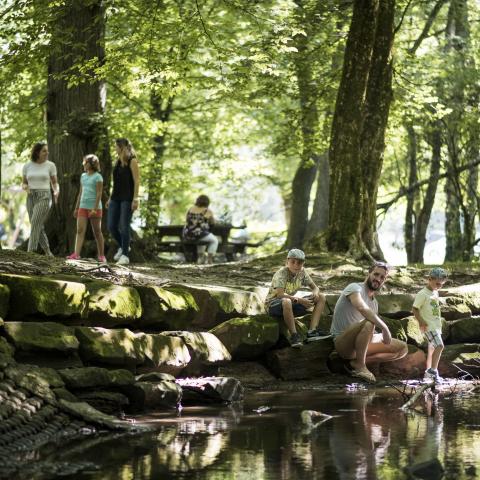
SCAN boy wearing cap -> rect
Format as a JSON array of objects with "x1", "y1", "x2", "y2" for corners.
[
  {"x1": 265, "y1": 249, "x2": 327, "y2": 348},
  {"x1": 412, "y1": 267, "x2": 447, "y2": 383}
]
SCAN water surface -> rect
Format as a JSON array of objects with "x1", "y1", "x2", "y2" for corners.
[{"x1": 18, "y1": 386, "x2": 480, "y2": 479}]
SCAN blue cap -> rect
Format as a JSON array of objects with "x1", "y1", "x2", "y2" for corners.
[
  {"x1": 287, "y1": 249, "x2": 305, "y2": 260},
  {"x1": 429, "y1": 267, "x2": 447, "y2": 279}
]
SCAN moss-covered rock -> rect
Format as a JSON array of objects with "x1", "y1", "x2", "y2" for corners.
[
  {"x1": 377, "y1": 293, "x2": 415, "y2": 318},
  {"x1": 439, "y1": 344, "x2": 480, "y2": 377},
  {"x1": 0, "y1": 284, "x2": 10, "y2": 319},
  {"x1": 399, "y1": 316, "x2": 425, "y2": 347},
  {"x1": 210, "y1": 315, "x2": 279, "y2": 359},
  {"x1": 162, "y1": 331, "x2": 231, "y2": 376},
  {"x1": 176, "y1": 284, "x2": 265, "y2": 329},
  {"x1": 75, "y1": 327, "x2": 145, "y2": 368},
  {"x1": 445, "y1": 284, "x2": 480, "y2": 314},
  {"x1": 3, "y1": 321, "x2": 79, "y2": 354},
  {"x1": 136, "y1": 333, "x2": 191, "y2": 375},
  {"x1": 0, "y1": 274, "x2": 88, "y2": 319},
  {"x1": 84, "y1": 280, "x2": 142, "y2": 327},
  {"x1": 449, "y1": 317, "x2": 480, "y2": 343},
  {"x1": 136, "y1": 285, "x2": 199, "y2": 329},
  {"x1": 440, "y1": 297, "x2": 472, "y2": 320},
  {"x1": 382, "y1": 317, "x2": 407, "y2": 342},
  {"x1": 58, "y1": 367, "x2": 135, "y2": 389}
]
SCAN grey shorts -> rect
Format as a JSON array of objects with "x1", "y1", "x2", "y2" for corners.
[{"x1": 424, "y1": 329, "x2": 444, "y2": 348}]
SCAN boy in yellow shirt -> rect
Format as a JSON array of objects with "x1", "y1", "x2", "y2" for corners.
[{"x1": 412, "y1": 267, "x2": 447, "y2": 383}]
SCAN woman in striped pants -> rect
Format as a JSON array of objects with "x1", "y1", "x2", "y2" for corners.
[{"x1": 21, "y1": 142, "x2": 59, "y2": 255}]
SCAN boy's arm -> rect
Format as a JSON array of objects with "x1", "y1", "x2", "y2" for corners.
[
  {"x1": 274, "y1": 287, "x2": 299, "y2": 302},
  {"x1": 412, "y1": 306, "x2": 428, "y2": 332},
  {"x1": 307, "y1": 279, "x2": 324, "y2": 302}
]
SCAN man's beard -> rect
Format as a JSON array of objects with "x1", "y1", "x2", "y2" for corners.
[{"x1": 367, "y1": 278, "x2": 381, "y2": 291}]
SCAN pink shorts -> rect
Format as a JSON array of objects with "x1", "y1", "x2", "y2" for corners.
[{"x1": 77, "y1": 208, "x2": 103, "y2": 218}]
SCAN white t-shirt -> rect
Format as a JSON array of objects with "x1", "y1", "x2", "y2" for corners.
[
  {"x1": 413, "y1": 287, "x2": 441, "y2": 331},
  {"x1": 23, "y1": 160, "x2": 57, "y2": 190}
]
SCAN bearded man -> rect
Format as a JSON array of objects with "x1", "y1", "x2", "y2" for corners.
[{"x1": 330, "y1": 262, "x2": 408, "y2": 383}]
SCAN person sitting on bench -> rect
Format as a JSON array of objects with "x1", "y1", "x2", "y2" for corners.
[{"x1": 182, "y1": 194, "x2": 218, "y2": 264}]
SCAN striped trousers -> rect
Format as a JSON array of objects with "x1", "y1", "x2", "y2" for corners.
[{"x1": 26, "y1": 190, "x2": 52, "y2": 254}]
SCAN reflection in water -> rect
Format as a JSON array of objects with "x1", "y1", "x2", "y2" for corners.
[{"x1": 24, "y1": 388, "x2": 480, "y2": 480}]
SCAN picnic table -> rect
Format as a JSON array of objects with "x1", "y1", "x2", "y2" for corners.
[{"x1": 153, "y1": 223, "x2": 263, "y2": 262}]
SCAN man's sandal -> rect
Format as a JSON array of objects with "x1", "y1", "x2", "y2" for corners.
[{"x1": 344, "y1": 363, "x2": 376, "y2": 383}]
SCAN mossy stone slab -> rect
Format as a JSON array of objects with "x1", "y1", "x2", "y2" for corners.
[{"x1": 0, "y1": 274, "x2": 88, "y2": 319}]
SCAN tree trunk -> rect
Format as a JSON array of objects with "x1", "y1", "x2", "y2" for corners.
[
  {"x1": 44, "y1": 0, "x2": 110, "y2": 255},
  {"x1": 144, "y1": 89, "x2": 174, "y2": 232},
  {"x1": 404, "y1": 123, "x2": 419, "y2": 263},
  {"x1": 305, "y1": 152, "x2": 329, "y2": 240},
  {"x1": 411, "y1": 126, "x2": 442, "y2": 263},
  {"x1": 284, "y1": 4, "x2": 321, "y2": 250},
  {"x1": 327, "y1": 0, "x2": 395, "y2": 259},
  {"x1": 359, "y1": 0, "x2": 395, "y2": 258}
]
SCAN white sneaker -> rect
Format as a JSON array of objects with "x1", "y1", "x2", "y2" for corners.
[
  {"x1": 113, "y1": 248, "x2": 123, "y2": 262},
  {"x1": 116, "y1": 254, "x2": 130, "y2": 265}
]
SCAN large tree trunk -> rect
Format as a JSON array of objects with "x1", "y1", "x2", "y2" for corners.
[
  {"x1": 359, "y1": 0, "x2": 395, "y2": 258},
  {"x1": 144, "y1": 89, "x2": 174, "y2": 232},
  {"x1": 284, "y1": 2, "x2": 321, "y2": 250},
  {"x1": 327, "y1": 0, "x2": 395, "y2": 259},
  {"x1": 45, "y1": 0, "x2": 110, "y2": 255},
  {"x1": 443, "y1": 0, "x2": 477, "y2": 262}
]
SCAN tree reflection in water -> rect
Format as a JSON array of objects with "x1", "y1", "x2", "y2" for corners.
[{"x1": 24, "y1": 389, "x2": 480, "y2": 480}]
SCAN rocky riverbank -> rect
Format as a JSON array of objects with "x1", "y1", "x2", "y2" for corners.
[{"x1": 1, "y1": 249, "x2": 480, "y2": 476}]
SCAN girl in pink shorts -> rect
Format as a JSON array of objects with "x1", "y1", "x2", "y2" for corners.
[{"x1": 67, "y1": 155, "x2": 106, "y2": 262}]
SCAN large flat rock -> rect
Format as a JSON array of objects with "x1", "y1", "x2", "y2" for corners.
[
  {"x1": 136, "y1": 333, "x2": 191, "y2": 375},
  {"x1": 83, "y1": 280, "x2": 142, "y2": 327},
  {"x1": 210, "y1": 315, "x2": 279, "y2": 359},
  {"x1": 176, "y1": 284, "x2": 265, "y2": 329},
  {"x1": 3, "y1": 321, "x2": 79, "y2": 354},
  {"x1": 265, "y1": 339, "x2": 334, "y2": 380},
  {"x1": 439, "y1": 344, "x2": 480, "y2": 378},
  {"x1": 136, "y1": 285, "x2": 199, "y2": 329},
  {"x1": 75, "y1": 327, "x2": 145, "y2": 369},
  {"x1": 0, "y1": 274, "x2": 88, "y2": 319}
]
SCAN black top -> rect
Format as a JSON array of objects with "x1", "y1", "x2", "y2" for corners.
[{"x1": 111, "y1": 158, "x2": 134, "y2": 201}]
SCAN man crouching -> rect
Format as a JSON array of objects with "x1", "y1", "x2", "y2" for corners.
[{"x1": 330, "y1": 261, "x2": 408, "y2": 383}]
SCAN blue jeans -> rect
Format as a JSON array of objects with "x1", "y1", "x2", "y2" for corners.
[{"x1": 107, "y1": 199, "x2": 132, "y2": 255}]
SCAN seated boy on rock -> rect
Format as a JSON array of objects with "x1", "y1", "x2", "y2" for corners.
[{"x1": 265, "y1": 249, "x2": 328, "y2": 348}]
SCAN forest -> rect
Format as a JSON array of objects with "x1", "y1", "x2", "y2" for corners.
[{"x1": 1, "y1": 0, "x2": 479, "y2": 263}]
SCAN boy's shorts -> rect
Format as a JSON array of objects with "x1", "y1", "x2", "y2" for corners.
[
  {"x1": 268, "y1": 297, "x2": 308, "y2": 317},
  {"x1": 424, "y1": 329, "x2": 444, "y2": 348}
]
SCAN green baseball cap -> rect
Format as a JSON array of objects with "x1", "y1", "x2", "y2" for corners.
[{"x1": 287, "y1": 249, "x2": 305, "y2": 260}]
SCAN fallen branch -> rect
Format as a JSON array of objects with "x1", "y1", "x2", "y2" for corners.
[{"x1": 400, "y1": 382, "x2": 434, "y2": 410}]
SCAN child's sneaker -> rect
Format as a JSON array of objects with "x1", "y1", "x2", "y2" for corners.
[
  {"x1": 305, "y1": 328, "x2": 332, "y2": 343},
  {"x1": 98, "y1": 255, "x2": 107, "y2": 263},
  {"x1": 424, "y1": 368, "x2": 443, "y2": 383},
  {"x1": 113, "y1": 248, "x2": 123, "y2": 262},
  {"x1": 290, "y1": 333, "x2": 303, "y2": 348},
  {"x1": 66, "y1": 253, "x2": 80, "y2": 260}
]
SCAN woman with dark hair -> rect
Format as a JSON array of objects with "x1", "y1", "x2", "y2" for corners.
[
  {"x1": 106, "y1": 138, "x2": 140, "y2": 265},
  {"x1": 182, "y1": 194, "x2": 218, "y2": 264},
  {"x1": 21, "y1": 142, "x2": 59, "y2": 255}
]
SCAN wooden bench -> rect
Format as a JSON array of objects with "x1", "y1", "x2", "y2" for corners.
[{"x1": 153, "y1": 224, "x2": 262, "y2": 262}]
